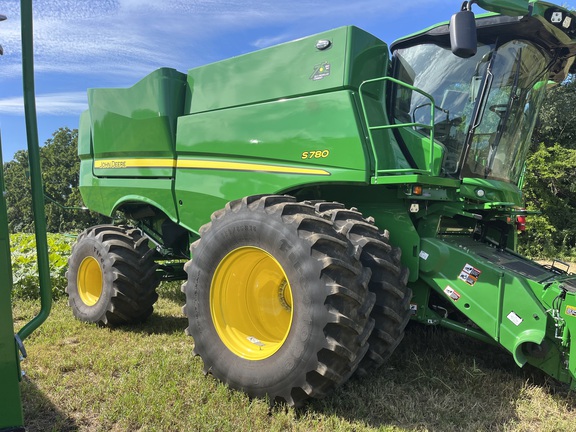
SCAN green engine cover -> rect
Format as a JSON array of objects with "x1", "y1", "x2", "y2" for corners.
[{"x1": 185, "y1": 26, "x2": 387, "y2": 114}]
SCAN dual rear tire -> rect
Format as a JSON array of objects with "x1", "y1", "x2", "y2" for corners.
[
  {"x1": 312, "y1": 202, "x2": 412, "y2": 375},
  {"x1": 182, "y1": 195, "x2": 410, "y2": 406}
]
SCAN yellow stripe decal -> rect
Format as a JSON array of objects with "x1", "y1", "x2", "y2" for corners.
[
  {"x1": 94, "y1": 159, "x2": 175, "y2": 169},
  {"x1": 176, "y1": 159, "x2": 330, "y2": 175},
  {"x1": 94, "y1": 158, "x2": 330, "y2": 176}
]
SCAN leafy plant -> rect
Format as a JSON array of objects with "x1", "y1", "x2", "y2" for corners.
[{"x1": 10, "y1": 233, "x2": 75, "y2": 300}]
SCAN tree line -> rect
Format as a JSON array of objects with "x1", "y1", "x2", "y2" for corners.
[
  {"x1": 2, "y1": 78, "x2": 576, "y2": 259},
  {"x1": 2, "y1": 127, "x2": 108, "y2": 233},
  {"x1": 519, "y1": 78, "x2": 576, "y2": 259}
]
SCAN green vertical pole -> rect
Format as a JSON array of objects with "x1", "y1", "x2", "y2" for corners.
[
  {"x1": 17, "y1": 0, "x2": 52, "y2": 342},
  {"x1": 0, "y1": 134, "x2": 25, "y2": 430}
]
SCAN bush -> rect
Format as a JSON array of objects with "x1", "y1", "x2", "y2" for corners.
[{"x1": 10, "y1": 233, "x2": 75, "y2": 301}]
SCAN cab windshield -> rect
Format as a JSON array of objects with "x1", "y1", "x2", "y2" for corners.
[{"x1": 392, "y1": 40, "x2": 549, "y2": 183}]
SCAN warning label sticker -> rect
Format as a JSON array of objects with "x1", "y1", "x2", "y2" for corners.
[
  {"x1": 444, "y1": 286, "x2": 461, "y2": 302},
  {"x1": 459, "y1": 263, "x2": 482, "y2": 286},
  {"x1": 507, "y1": 311, "x2": 523, "y2": 326}
]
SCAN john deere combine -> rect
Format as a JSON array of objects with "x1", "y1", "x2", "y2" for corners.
[{"x1": 68, "y1": 0, "x2": 576, "y2": 406}]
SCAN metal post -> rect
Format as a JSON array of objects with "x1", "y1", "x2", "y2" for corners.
[
  {"x1": 0, "y1": 133, "x2": 25, "y2": 431},
  {"x1": 17, "y1": 0, "x2": 52, "y2": 342}
]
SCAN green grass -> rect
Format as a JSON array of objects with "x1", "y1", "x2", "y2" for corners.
[{"x1": 13, "y1": 282, "x2": 576, "y2": 432}]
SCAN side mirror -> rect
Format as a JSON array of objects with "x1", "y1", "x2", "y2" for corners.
[{"x1": 450, "y1": 8, "x2": 477, "y2": 58}]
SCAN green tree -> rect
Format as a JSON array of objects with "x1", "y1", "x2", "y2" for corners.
[
  {"x1": 4, "y1": 149, "x2": 32, "y2": 232},
  {"x1": 520, "y1": 143, "x2": 576, "y2": 258},
  {"x1": 519, "y1": 76, "x2": 576, "y2": 259},
  {"x1": 533, "y1": 79, "x2": 576, "y2": 150},
  {"x1": 3, "y1": 127, "x2": 109, "y2": 233}
]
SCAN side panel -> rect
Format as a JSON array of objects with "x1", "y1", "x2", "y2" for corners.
[
  {"x1": 174, "y1": 91, "x2": 369, "y2": 232},
  {"x1": 78, "y1": 69, "x2": 185, "y2": 219},
  {"x1": 78, "y1": 175, "x2": 180, "y2": 223},
  {"x1": 79, "y1": 110, "x2": 179, "y2": 220},
  {"x1": 88, "y1": 67, "x2": 186, "y2": 178},
  {"x1": 79, "y1": 118, "x2": 180, "y2": 221},
  {"x1": 419, "y1": 237, "x2": 547, "y2": 365}
]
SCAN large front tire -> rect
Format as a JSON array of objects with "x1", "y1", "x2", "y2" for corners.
[
  {"x1": 183, "y1": 195, "x2": 374, "y2": 406},
  {"x1": 66, "y1": 225, "x2": 159, "y2": 326}
]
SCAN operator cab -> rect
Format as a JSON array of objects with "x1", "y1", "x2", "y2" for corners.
[{"x1": 389, "y1": 12, "x2": 576, "y2": 184}]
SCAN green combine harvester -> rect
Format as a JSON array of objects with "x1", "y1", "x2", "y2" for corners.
[
  {"x1": 69, "y1": 0, "x2": 576, "y2": 406},
  {"x1": 3, "y1": 1, "x2": 576, "y2": 422}
]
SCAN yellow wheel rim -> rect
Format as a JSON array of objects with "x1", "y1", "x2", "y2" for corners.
[
  {"x1": 210, "y1": 246, "x2": 294, "y2": 361},
  {"x1": 77, "y1": 256, "x2": 103, "y2": 306}
]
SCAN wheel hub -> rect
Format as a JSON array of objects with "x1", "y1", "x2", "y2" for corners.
[
  {"x1": 77, "y1": 256, "x2": 103, "y2": 306},
  {"x1": 210, "y1": 246, "x2": 294, "y2": 360}
]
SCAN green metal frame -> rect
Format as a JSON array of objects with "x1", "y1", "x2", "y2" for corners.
[
  {"x1": 0, "y1": 1, "x2": 52, "y2": 429},
  {"x1": 16, "y1": 0, "x2": 52, "y2": 342}
]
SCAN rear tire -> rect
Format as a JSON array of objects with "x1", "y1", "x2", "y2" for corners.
[
  {"x1": 182, "y1": 195, "x2": 374, "y2": 406},
  {"x1": 314, "y1": 202, "x2": 412, "y2": 375},
  {"x1": 66, "y1": 225, "x2": 159, "y2": 326}
]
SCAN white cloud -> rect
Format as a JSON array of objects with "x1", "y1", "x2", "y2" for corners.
[
  {"x1": 0, "y1": 0, "x2": 448, "y2": 80},
  {"x1": 1, "y1": 0, "x2": 198, "y2": 78},
  {"x1": 0, "y1": 91, "x2": 87, "y2": 115}
]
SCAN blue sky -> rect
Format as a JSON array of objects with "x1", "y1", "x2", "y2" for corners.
[{"x1": 0, "y1": 0, "x2": 468, "y2": 161}]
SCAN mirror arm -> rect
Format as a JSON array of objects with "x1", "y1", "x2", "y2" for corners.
[{"x1": 461, "y1": 1, "x2": 477, "y2": 12}]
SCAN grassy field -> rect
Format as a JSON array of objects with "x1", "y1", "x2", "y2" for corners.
[{"x1": 13, "y1": 281, "x2": 576, "y2": 432}]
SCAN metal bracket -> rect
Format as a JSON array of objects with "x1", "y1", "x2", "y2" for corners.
[{"x1": 14, "y1": 334, "x2": 27, "y2": 359}]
